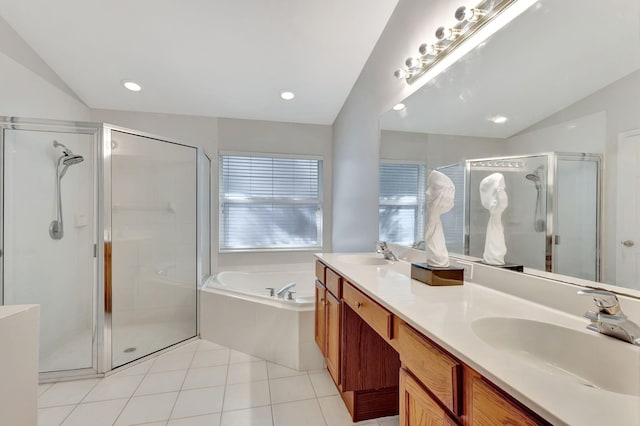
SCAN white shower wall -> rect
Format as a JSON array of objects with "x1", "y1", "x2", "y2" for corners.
[{"x1": 3, "y1": 129, "x2": 95, "y2": 372}]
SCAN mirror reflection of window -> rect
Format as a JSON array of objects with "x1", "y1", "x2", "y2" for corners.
[{"x1": 379, "y1": 162, "x2": 426, "y2": 246}]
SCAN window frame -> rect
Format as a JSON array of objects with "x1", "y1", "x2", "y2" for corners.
[{"x1": 218, "y1": 151, "x2": 323, "y2": 253}]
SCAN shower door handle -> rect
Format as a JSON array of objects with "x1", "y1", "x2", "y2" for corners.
[{"x1": 622, "y1": 240, "x2": 635, "y2": 247}]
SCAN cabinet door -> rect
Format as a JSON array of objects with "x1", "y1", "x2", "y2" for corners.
[
  {"x1": 315, "y1": 280, "x2": 326, "y2": 355},
  {"x1": 470, "y1": 376, "x2": 542, "y2": 426},
  {"x1": 326, "y1": 291, "x2": 341, "y2": 385},
  {"x1": 400, "y1": 369, "x2": 457, "y2": 426}
]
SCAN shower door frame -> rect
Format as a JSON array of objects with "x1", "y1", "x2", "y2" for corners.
[
  {"x1": 0, "y1": 116, "x2": 103, "y2": 380},
  {"x1": 0, "y1": 117, "x2": 210, "y2": 379},
  {"x1": 463, "y1": 152, "x2": 602, "y2": 280},
  {"x1": 100, "y1": 124, "x2": 205, "y2": 373}
]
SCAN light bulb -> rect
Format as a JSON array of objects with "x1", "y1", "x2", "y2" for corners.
[
  {"x1": 435, "y1": 26, "x2": 461, "y2": 41},
  {"x1": 122, "y1": 80, "x2": 142, "y2": 91},
  {"x1": 280, "y1": 91, "x2": 295, "y2": 100},
  {"x1": 418, "y1": 43, "x2": 444, "y2": 57},
  {"x1": 455, "y1": 6, "x2": 487, "y2": 22},
  {"x1": 394, "y1": 69, "x2": 408, "y2": 79},
  {"x1": 393, "y1": 103, "x2": 406, "y2": 111}
]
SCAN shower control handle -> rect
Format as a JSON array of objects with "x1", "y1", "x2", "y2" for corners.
[
  {"x1": 266, "y1": 287, "x2": 275, "y2": 297},
  {"x1": 622, "y1": 240, "x2": 635, "y2": 247}
]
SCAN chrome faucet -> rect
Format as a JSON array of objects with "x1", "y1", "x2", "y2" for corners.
[
  {"x1": 578, "y1": 289, "x2": 640, "y2": 345},
  {"x1": 376, "y1": 241, "x2": 398, "y2": 261},
  {"x1": 276, "y1": 282, "x2": 296, "y2": 298}
]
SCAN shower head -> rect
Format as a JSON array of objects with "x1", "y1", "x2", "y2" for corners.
[{"x1": 63, "y1": 155, "x2": 84, "y2": 166}]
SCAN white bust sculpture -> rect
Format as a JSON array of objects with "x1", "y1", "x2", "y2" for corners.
[
  {"x1": 479, "y1": 173, "x2": 508, "y2": 265},
  {"x1": 424, "y1": 171, "x2": 455, "y2": 267}
]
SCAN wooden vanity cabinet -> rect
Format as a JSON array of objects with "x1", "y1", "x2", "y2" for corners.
[
  {"x1": 314, "y1": 259, "x2": 548, "y2": 426},
  {"x1": 400, "y1": 368, "x2": 457, "y2": 426},
  {"x1": 314, "y1": 261, "x2": 341, "y2": 385}
]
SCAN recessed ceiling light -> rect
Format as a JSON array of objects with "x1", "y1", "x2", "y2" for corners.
[
  {"x1": 280, "y1": 91, "x2": 295, "y2": 101},
  {"x1": 122, "y1": 80, "x2": 142, "y2": 92},
  {"x1": 393, "y1": 103, "x2": 406, "y2": 111},
  {"x1": 489, "y1": 115, "x2": 508, "y2": 124}
]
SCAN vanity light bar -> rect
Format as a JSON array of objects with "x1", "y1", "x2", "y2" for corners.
[{"x1": 394, "y1": 0, "x2": 519, "y2": 85}]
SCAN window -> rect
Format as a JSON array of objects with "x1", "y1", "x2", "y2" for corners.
[
  {"x1": 220, "y1": 154, "x2": 322, "y2": 251},
  {"x1": 379, "y1": 162, "x2": 427, "y2": 246}
]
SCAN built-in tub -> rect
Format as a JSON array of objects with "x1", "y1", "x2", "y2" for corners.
[{"x1": 199, "y1": 266, "x2": 324, "y2": 370}]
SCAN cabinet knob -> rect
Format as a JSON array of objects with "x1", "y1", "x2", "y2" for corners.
[
  {"x1": 356, "y1": 301, "x2": 362, "y2": 309},
  {"x1": 622, "y1": 240, "x2": 635, "y2": 247}
]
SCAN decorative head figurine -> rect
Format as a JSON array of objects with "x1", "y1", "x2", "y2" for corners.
[
  {"x1": 424, "y1": 170, "x2": 455, "y2": 267},
  {"x1": 479, "y1": 173, "x2": 508, "y2": 265}
]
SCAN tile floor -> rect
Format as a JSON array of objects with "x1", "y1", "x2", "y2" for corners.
[{"x1": 37, "y1": 339, "x2": 400, "y2": 426}]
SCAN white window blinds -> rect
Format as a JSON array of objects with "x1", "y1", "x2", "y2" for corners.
[
  {"x1": 379, "y1": 162, "x2": 427, "y2": 246},
  {"x1": 220, "y1": 155, "x2": 322, "y2": 251}
]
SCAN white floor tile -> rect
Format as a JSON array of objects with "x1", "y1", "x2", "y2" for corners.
[
  {"x1": 272, "y1": 399, "x2": 326, "y2": 426},
  {"x1": 83, "y1": 374, "x2": 145, "y2": 402},
  {"x1": 318, "y1": 395, "x2": 369, "y2": 426},
  {"x1": 38, "y1": 383, "x2": 53, "y2": 397},
  {"x1": 377, "y1": 415, "x2": 399, "y2": 426},
  {"x1": 266, "y1": 362, "x2": 306, "y2": 379},
  {"x1": 269, "y1": 375, "x2": 316, "y2": 404},
  {"x1": 229, "y1": 350, "x2": 263, "y2": 364},
  {"x1": 309, "y1": 371, "x2": 339, "y2": 397},
  {"x1": 136, "y1": 370, "x2": 188, "y2": 396},
  {"x1": 62, "y1": 398, "x2": 128, "y2": 426},
  {"x1": 220, "y1": 405, "x2": 273, "y2": 426},
  {"x1": 151, "y1": 352, "x2": 195, "y2": 373},
  {"x1": 115, "y1": 391, "x2": 178, "y2": 425},
  {"x1": 38, "y1": 405, "x2": 76, "y2": 426},
  {"x1": 191, "y1": 349, "x2": 230, "y2": 368},
  {"x1": 182, "y1": 365, "x2": 227, "y2": 390},
  {"x1": 168, "y1": 413, "x2": 221, "y2": 426},
  {"x1": 171, "y1": 341, "x2": 200, "y2": 353},
  {"x1": 111, "y1": 359, "x2": 156, "y2": 378},
  {"x1": 38, "y1": 379, "x2": 100, "y2": 408},
  {"x1": 171, "y1": 386, "x2": 225, "y2": 419},
  {"x1": 198, "y1": 340, "x2": 228, "y2": 352},
  {"x1": 222, "y1": 380, "x2": 271, "y2": 412},
  {"x1": 227, "y1": 361, "x2": 268, "y2": 385}
]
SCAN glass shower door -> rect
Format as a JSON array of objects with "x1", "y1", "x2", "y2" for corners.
[
  {"x1": 110, "y1": 131, "x2": 197, "y2": 367},
  {"x1": 2, "y1": 128, "x2": 96, "y2": 374}
]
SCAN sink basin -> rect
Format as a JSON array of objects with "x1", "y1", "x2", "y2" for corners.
[
  {"x1": 472, "y1": 317, "x2": 640, "y2": 396},
  {"x1": 337, "y1": 254, "x2": 388, "y2": 266}
]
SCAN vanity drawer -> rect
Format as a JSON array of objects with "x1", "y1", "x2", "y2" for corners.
[
  {"x1": 326, "y1": 267, "x2": 342, "y2": 298},
  {"x1": 315, "y1": 260, "x2": 326, "y2": 284},
  {"x1": 397, "y1": 322, "x2": 461, "y2": 415},
  {"x1": 471, "y1": 376, "x2": 541, "y2": 426},
  {"x1": 342, "y1": 281, "x2": 393, "y2": 340}
]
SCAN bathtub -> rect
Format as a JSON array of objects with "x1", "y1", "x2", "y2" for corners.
[{"x1": 199, "y1": 266, "x2": 324, "y2": 371}]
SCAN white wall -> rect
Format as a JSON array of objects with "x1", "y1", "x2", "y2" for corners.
[
  {"x1": 90, "y1": 110, "x2": 333, "y2": 270},
  {"x1": 332, "y1": 0, "x2": 457, "y2": 252},
  {"x1": 217, "y1": 118, "x2": 333, "y2": 267},
  {"x1": 0, "y1": 17, "x2": 88, "y2": 120},
  {"x1": 502, "y1": 70, "x2": 640, "y2": 283}
]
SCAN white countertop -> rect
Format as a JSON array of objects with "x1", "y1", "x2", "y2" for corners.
[{"x1": 316, "y1": 253, "x2": 640, "y2": 426}]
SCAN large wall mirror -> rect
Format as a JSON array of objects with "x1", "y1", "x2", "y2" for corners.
[{"x1": 379, "y1": 0, "x2": 640, "y2": 294}]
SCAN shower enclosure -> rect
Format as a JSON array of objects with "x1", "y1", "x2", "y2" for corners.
[
  {"x1": 0, "y1": 117, "x2": 211, "y2": 380},
  {"x1": 438, "y1": 152, "x2": 601, "y2": 281}
]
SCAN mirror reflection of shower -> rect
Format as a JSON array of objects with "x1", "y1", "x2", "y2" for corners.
[
  {"x1": 525, "y1": 165, "x2": 545, "y2": 232},
  {"x1": 50, "y1": 140, "x2": 84, "y2": 240}
]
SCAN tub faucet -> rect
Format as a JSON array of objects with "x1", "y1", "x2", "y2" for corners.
[
  {"x1": 376, "y1": 241, "x2": 398, "y2": 261},
  {"x1": 578, "y1": 289, "x2": 640, "y2": 345},
  {"x1": 276, "y1": 282, "x2": 296, "y2": 298}
]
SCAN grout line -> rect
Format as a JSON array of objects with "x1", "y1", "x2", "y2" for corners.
[
  {"x1": 166, "y1": 347, "x2": 198, "y2": 421},
  {"x1": 111, "y1": 352, "x2": 162, "y2": 425}
]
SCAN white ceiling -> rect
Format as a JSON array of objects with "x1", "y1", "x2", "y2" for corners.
[
  {"x1": 380, "y1": 0, "x2": 640, "y2": 138},
  {"x1": 0, "y1": 0, "x2": 398, "y2": 125}
]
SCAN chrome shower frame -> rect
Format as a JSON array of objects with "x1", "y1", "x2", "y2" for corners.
[
  {"x1": 463, "y1": 152, "x2": 602, "y2": 281},
  {"x1": 0, "y1": 116, "x2": 210, "y2": 381}
]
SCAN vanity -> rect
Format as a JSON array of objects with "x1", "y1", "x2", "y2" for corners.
[{"x1": 314, "y1": 253, "x2": 640, "y2": 425}]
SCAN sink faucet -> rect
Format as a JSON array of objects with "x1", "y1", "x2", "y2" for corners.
[
  {"x1": 276, "y1": 282, "x2": 296, "y2": 298},
  {"x1": 376, "y1": 241, "x2": 398, "y2": 261},
  {"x1": 578, "y1": 289, "x2": 640, "y2": 345}
]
